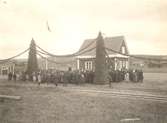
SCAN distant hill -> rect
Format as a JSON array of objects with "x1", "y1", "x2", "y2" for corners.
[
  {"x1": 131, "y1": 54, "x2": 167, "y2": 59},
  {"x1": 129, "y1": 55, "x2": 167, "y2": 73}
]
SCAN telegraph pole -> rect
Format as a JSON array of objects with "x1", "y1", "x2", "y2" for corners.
[{"x1": 94, "y1": 32, "x2": 107, "y2": 84}]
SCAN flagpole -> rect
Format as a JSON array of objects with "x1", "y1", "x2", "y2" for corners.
[
  {"x1": 46, "y1": 21, "x2": 51, "y2": 32},
  {"x1": 45, "y1": 20, "x2": 52, "y2": 70}
]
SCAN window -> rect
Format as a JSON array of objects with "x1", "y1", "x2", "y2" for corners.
[
  {"x1": 122, "y1": 61, "x2": 126, "y2": 68},
  {"x1": 85, "y1": 61, "x2": 92, "y2": 70},
  {"x1": 2, "y1": 66, "x2": 7, "y2": 70},
  {"x1": 122, "y1": 46, "x2": 125, "y2": 54}
]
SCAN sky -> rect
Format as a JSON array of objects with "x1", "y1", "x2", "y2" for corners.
[{"x1": 0, "y1": 0, "x2": 167, "y2": 59}]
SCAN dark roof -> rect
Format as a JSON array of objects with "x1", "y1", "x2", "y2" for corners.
[{"x1": 78, "y1": 36, "x2": 128, "y2": 56}]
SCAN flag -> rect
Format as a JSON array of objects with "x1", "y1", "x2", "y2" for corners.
[{"x1": 46, "y1": 21, "x2": 51, "y2": 32}]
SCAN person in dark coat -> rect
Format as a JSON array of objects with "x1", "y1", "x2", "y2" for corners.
[
  {"x1": 138, "y1": 69, "x2": 144, "y2": 82},
  {"x1": 129, "y1": 69, "x2": 133, "y2": 82},
  {"x1": 71, "y1": 71, "x2": 77, "y2": 84},
  {"x1": 13, "y1": 73, "x2": 17, "y2": 81},
  {"x1": 115, "y1": 70, "x2": 119, "y2": 82},
  {"x1": 63, "y1": 71, "x2": 68, "y2": 86},
  {"x1": 75, "y1": 70, "x2": 80, "y2": 85},
  {"x1": 50, "y1": 73, "x2": 55, "y2": 84},
  {"x1": 54, "y1": 72, "x2": 60, "y2": 86},
  {"x1": 108, "y1": 69, "x2": 113, "y2": 87},
  {"x1": 112, "y1": 70, "x2": 116, "y2": 82},
  {"x1": 90, "y1": 71, "x2": 94, "y2": 83},
  {"x1": 63, "y1": 69, "x2": 72, "y2": 86},
  {"x1": 8, "y1": 72, "x2": 12, "y2": 81},
  {"x1": 84, "y1": 71, "x2": 89, "y2": 83}
]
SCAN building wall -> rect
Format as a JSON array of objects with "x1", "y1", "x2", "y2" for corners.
[
  {"x1": 0, "y1": 60, "x2": 28, "y2": 75},
  {"x1": 48, "y1": 62, "x2": 77, "y2": 71},
  {"x1": 78, "y1": 58, "x2": 96, "y2": 71},
  {"x1": 0, "y1": 63, "x2": 15, "y2": 75},
  {"x1": 78, "y1": 57, "x2": 129, "y2": 71},
  {"x1": 37, "y1": 57, "x2": 77, "y2": 71},
  {"x1": 114, "y1": 58, "x2": 129, "y2": 70}
]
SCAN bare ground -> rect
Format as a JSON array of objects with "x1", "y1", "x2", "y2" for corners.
[{"x1": 0, "y1": 73, "x2": 167, "y2": 123}]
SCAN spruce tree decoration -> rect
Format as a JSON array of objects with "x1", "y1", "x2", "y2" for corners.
[
  {"x1": 27, "y1": 38, "x2": 38, "y2": 75},
  {"x1": 94, "y1": 32, "x2": 107, "y2": 84}
]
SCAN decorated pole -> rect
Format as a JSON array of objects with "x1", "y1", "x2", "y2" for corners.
[
  {"x1": 26, "y1": 38, "x2": 38, "y2": 76},
  {"x1": 94, "y1": 32, "x2": 107, "y2": 84}
]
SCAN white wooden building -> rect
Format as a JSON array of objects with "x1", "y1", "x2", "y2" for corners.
[{"x1": 76, "y1": 36, "x2": 129, "y2": 71}]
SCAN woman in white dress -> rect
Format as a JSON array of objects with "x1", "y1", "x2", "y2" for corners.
[
  {"x1": 125, "y1": 72, "x2": 129, "y2": 82},
  {"x1": 32, "y1": 72, "x2": 36, "y2": 82},
  {"x1": 37, "y1": 73, "x2": 41, "y2": 85}
]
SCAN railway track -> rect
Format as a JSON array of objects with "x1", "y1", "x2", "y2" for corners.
[
  {"x1": 66, "y1": 87, "x2": 167, "y2": 103},
  {"x1": 1, "y1": 81, "x2": 167, "y2": 103}
]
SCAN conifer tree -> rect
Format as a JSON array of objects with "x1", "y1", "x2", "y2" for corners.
[
  {"x1": 94, "y1": 32, "x2": 107, "y2": 84},
  {"x1": 27, "y1": 38, "x2": 38, "y2": 75}
]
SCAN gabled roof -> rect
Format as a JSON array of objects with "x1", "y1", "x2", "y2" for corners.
[{"x1": 78, "y1": 36, "x2": 129, "y2": 57}]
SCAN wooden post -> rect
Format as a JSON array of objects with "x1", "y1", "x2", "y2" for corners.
[
  {"x1": 77, "y1": 59, "x2": 80, "y2": 70},
  {"x1": 0, "y1": 95, "x2": 21, "y2": 100}
]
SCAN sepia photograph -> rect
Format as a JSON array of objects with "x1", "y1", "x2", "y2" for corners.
[{"x1": 0, "y1": 0, "x2": 167, "y2": 122}]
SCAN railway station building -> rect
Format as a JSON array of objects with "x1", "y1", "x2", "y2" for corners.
[{"x1": 76, "y1": 36, "x2": 129, "y2": 71}]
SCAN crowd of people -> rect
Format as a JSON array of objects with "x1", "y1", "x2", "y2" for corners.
[
  {"x1": 8, "y1": 72, "x2": 17, "y2": 81},
  {"x1": 108, "y1": 69, "x2": 144, "y2": 83},
  {"x1": 7, "y1": 68, "x2": 143, "y2": 85},
  {"x1": 7, "y1": 68, "x2": 94, "y2": 86}
]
